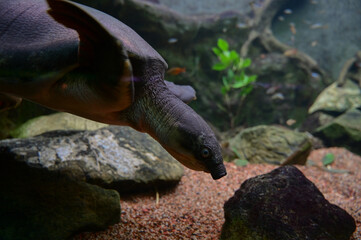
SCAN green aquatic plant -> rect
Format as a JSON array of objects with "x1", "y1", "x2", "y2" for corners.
[
  {"x1": 232, "y1": 147, "x2": 249, "y2": 166},
  {"x1": 212, "y1": 38, "x2": 257, "y2": 128},
  {"x1": 322, "y1": 153, "x2": 335, "y2": 166}
]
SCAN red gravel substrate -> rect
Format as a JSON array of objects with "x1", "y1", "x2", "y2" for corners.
[{"x1": 74, "y1": 147, "x2": 361, "y2": 240}]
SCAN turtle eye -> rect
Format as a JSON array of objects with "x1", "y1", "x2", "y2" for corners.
[{"x1": 201, "y1": 148, "x2": 211, "y2": 158}]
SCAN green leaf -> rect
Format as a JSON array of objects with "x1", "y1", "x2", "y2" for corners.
[
  {"x1": 220, "y1": 54, "x2": 231, "y2": 66},
  {"x1": 239, "y1": 71, "x2": 245, "y2": 81},
  {"x1": 232, "y1": 80, "x2": 247, "y2": 88},
  {"x1": 217, "y1": 38, "x2": 229, "y2": 51},
  {"x1": 234, "y1": 159, "x2": 249, "y2": 167},
  {"x1": 322, "y1": 153, "x2": 335, "y2": 166},
  {"x1": 221, "y1": 86, "x2": 228, "y2": 95},
  {"x1": 242, "y1": 58, "x2": 252, "y2": 68},
  {"x1": 212, "y1": 63, "x2": 227, "y2": 71},
  {"x1": 243, "y1": 75, "x2": 249, "y2": 83},
  {"x1": 227, "y1": 69, "x2": 234, "y2": 78},
  {"x1": 212, "y1": 47, "x2": 221, "y2": 56},
  {"x1": 222, "y1": 76, "x2": 229, "y2": 87},
  {"x1": 230, "y1": 50, "x2": 239, "y2": 61},
  {"x1": 248, "y1": 75, "x2": 257, "y2": 83},
  {"x1": 232, "y1": 147, "x2": 243, "y2": 159},
  {"x1": 241, "y1": 85, "x2": 253, "y2": 95}
]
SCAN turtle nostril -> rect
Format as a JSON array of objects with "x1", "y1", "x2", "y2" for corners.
[{"x1": 210, "y1": 164, "x2": 227, "y2": 180}]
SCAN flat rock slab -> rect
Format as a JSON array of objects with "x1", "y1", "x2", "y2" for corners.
[
  {"x1": 0, "y1": 157, "x2": 120, "y2": 240},
  {"x1": 309, "y1": 79, "x2": 361, "y2": 114},
  {"x1": 221, "y1": 165, "x2": 356, "y2": 240},
  {"x1": 315, "y1": 108, "x2": 361, "y2": 155},
  {"x1": 228, "y1": 125, "x2": 312, "y2": 165},
  {"x1": 0, "y1": 125, "x2": 184, "y2": 193}
]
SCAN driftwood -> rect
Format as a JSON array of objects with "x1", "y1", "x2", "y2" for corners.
[
  {"x1": 239, "y1": 0, "x2": 329, "y2": 84},
  {"x1": 337, "y1": 51, "x2": 361, "y2": 87}
]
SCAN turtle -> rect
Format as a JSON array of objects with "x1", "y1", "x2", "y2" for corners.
[{"x1": 0, "y1": 0, "x2": 227, "y2": 179}]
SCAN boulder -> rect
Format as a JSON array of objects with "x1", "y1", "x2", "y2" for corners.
[
  {"x1": 0, "y1": 113, "x2": 184, "y2": 239},
  {"x1": 221, "y1": 166, "x2": 356, "y2": 240},
  {"x1": 228, "y1": 125, "x2": 312, "y2": 165},
  {"x1": 308, "y1": 79, "x2": 361, "y2": 114},
  {"x1": 304, "y1": 76, "x2": 361, "y2": 155},
  {"x1": 0, "y1": 155, "x2": 120, "y2": 240},
  {"x1": 0, "y1": 126, "x2": 184, "y2": 193},
  {"x1": 11, "y1": 112, "x2": 108, "y2": 138},
  {"x1": 315, "y1": 108, "x2": 361, "y2": 155}
]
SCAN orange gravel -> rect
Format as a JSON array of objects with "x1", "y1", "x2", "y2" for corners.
[{"x1": 73, "y1": 147, "x2": 361, "y2": 240}]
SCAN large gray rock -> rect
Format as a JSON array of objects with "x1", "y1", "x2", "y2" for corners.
[
  {"x1": 0, "y1": 113, "x2": 184, "y2": 239},
  {"x1": 0, "y1": 126, "x2": 184, "y2": 193},
  {"x1": 0, "y1": 154, "x2": 120, "y2": 240},
  {"x1": 228, "y1": 125, "x2": 312, "y2": 165},
  {"x1": 221, "y1": 166, "x2": 356, "y2": 240}
]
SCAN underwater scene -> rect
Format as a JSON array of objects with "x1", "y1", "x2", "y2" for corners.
[{"x1": 0, "y1": 0, "x2": 360, "y2": 239}]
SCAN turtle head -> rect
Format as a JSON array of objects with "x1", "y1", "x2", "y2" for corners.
[{"x1": 164, "y1": 110, "x2": 227, "y2": 180}]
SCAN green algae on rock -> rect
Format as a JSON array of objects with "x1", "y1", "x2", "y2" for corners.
[{"x1": 228, "y1": 125, "x2": 312, "y2": 165}]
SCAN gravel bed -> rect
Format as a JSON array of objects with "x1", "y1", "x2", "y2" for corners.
[{"x1": 74, "y1": 147, "x2": 361, "y2": 240}]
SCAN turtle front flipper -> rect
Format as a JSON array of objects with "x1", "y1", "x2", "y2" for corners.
[
  {"x1": 164, "y1": 80, "x2": 197, "y2": 104},
  {"x1": 0, "y1": 93, "x2": 22, "y2": 112},
  {"x1": 47, "y1": 0, "x2": 134, "y2": 111}
]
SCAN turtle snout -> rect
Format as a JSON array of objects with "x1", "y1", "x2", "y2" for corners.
[{"x1": 210, "y1": 164, "x2": 227, "y2": 180}]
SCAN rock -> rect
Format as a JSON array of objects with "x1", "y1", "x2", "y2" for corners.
[
  {"x1": 220, "y1": 166, "x2": 356, "y2": 240},
  {"x1": 308, "y1": 79, "x2": 361, "y2": 114},
  {"x1": 0, "y1": 154, "x2": 120, "y2": 240},
  {"x1": 0, "y1": 114, "x2": 183, "y2": 239},
  {"x1": 315, "y1": 108, "x2": 361, "y2": 155},
  {"x1": 0, "y1": 101, "x2": 54, "y2": 139},
  {"x1": 228, "y1": 125, "x2": 312, "y2": 165},
  {"x1": 0, "y1": 126, "x2": 184, "y2": 193},
  {"x1": 303, "y1": 56, "x2": 361, "y2": 155},
  {"x1": 11, "y1": 112, "x2": 108, "y2": 138}
]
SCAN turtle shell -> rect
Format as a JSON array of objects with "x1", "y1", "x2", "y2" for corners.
[
  {"x1": 0, "y1": 0, "x2": 167, "y2": 83},
  {"x1": 80, "y1": 2, "x2": 168, "y2": 68}
]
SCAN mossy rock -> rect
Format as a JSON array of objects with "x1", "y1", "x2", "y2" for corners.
[
  {"x1": 309, "y1": 79, "x2": 361, "y2": 114},
  {"x1": 11, "y1": 112, "x2": 108, "y2": 138},
  {"x1": 228, "y1": 125, "x2": 312, "y2": 165}
]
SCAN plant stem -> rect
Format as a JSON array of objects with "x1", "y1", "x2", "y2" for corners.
[
  {"x1": 224, "y1": 93, "x2": 234, "y2": 129},
  {"x1": 234, "y1": 95, "x2": 246, "y2": 125}
]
